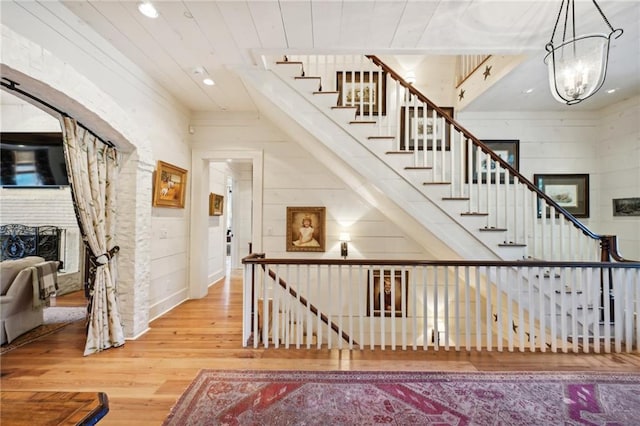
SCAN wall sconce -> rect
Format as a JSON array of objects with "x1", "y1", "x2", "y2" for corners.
[
  {"x1": 544, "y1": 0, "x2": 623, "y2": 105},
  {"x1": 404, "y1": 71, "x2": 416, "y2": 85},
  {"x1": 339, "y1": 233, "x2": 351, "y2": 259}
]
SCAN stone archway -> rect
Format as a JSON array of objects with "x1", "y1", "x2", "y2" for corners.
[{"x1": 1, "y1": 54, "x2": 153, "y2": 339}]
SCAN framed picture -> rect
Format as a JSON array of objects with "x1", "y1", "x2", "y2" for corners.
[
  {"x1": 466, "y1": 140, "x2": 519, "y2": 184},
  {"x1": 286, "y1": 206, "x2": 326, "y2": 252},
  {"x1": 400, "y1": 106, "x2": 454, "y2": 150},
  {"x1": 336, "y1": 71, "x2": 386, "y2": 116},
  {"x1": 367, "y1": 270, "x2": 409, "y2": 317},
  {"x1": 534, "y1": 174, "x2": 589, "y2": 218},
  {"x1": 209, "y1": 193, "x2": 224, "y2": 216},
  {"x1": 152, "y1": 160, "x2": 187, "y2": 208},
  {"x1": 612, "y1": 197, "x2": 640, "y2": 217}
]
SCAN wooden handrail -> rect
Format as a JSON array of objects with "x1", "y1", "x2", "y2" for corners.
[
  {"x1": 244, "y1": 254, "x2": 358, "y2": 346},
  {"x1": 602, "y1": 235, "x2": 638, "y2": 263},
  {"x1": 367, "y1": 55, "x2": 619, "y2": 251},
  {"x1": 243, "y1": 255, "x2": 639, "y2": 269}
]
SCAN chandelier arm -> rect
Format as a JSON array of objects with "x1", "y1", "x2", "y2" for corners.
[
  {"x1": 548, "y1": 0, "x2": 567, "y2": 44},
  {"x1": 570, "y1": 0, "x2": 575, "y2": 42},
  {"x1": 570, "y1": 0, "x2": 576, "y2": 56},
  {"x1": 591, "y1": 0, "x2": 615, "y2": 33}
]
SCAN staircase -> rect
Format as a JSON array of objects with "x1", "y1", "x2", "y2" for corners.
[{"x1": 237, "y1": 54, "x2": 633, "y2": 349}]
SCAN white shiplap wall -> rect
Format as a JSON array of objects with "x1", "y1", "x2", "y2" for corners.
[
  {"x1": 595, "y1": 96, "x2": 640, "y2": 260},
  {"x1": 190, "y1": 113, "x2": 431, "y2": 262}
]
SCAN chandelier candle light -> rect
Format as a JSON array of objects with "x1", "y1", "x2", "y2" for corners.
[{"x1": 544, "y1": 0, "x2": 623, "y2": 105}]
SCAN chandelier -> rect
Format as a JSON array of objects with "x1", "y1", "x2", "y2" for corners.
[{"x1": 544, "y1": 0, "x2": 623, "y2": 105}]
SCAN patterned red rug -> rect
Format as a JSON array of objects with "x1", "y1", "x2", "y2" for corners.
[{"x1": 163, "y1": 370, "x2": 640, "y2": 425}]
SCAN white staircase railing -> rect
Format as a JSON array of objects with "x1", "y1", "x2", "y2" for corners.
[
  {"x1": 242, "y1": 55, "x2": 639, "y2": 355},
  {"x1": 243, "y1": 256, "x2": 640, "y2": 354}
]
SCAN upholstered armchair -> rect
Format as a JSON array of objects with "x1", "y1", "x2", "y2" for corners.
[{"x1": 1, "y1": 256, "x2": 57, "y2": 344}]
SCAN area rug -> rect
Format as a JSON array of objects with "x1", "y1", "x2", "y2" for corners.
[
  {"x1": 163, "y1": 370, "x2": 640, "y2": 425},
  {"x1": 0, "y1": 307, "x2": 85, "y2": 354}
]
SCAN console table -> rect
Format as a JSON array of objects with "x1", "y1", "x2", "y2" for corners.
[{"x1": 0, "y1": 391, "x2": 109, "y2": 425}]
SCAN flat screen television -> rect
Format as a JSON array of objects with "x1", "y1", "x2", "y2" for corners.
[{"x1": 0, "y1": 132, "x2": 69, "y2": 187}]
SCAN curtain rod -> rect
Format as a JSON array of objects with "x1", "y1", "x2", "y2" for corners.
[{"x1": 1, "y1": 77, "x2": 115, "y2": 148}]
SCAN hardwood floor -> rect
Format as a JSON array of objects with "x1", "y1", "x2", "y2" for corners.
[{"x1": 2, "y1": 267, "x2": 639, "y2": 425}]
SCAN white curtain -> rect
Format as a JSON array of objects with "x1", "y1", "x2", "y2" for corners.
[{"x1": 62, "y1": 117, "x2": 124, "y2": 356}]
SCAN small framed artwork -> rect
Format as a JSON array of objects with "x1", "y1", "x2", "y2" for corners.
[
  {"x1": 209, "y1": 193, "x2": 224, "y2": 216},
  {"x1": 286, "y1": 206, "x2": 326, "y2": 252},
  {"x1": 612, "y1": 197, "x2": 640, "y2": 216},
  {"x1": 400, "y1": 106, "x2": 454, "y2": 150},
  {"x1": 367, "y1": 270, "x2": 409, "y2": 317},
  {"x1": 467, "y1": 140, "x2": 519, "y2": 184},
  {"x1": 152, "y1": 160, "x2": 187, "y2": 208},
  {"x1": 534, "y1": 173, "x2": 589, "y2": 218},
  {"x1": 336, "y1": 71, "x2": 386, "y2": 116}
]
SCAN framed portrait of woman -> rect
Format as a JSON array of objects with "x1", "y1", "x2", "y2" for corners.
[{"x1": 286, "y1": 206, "x2": 326, "y2": 252}]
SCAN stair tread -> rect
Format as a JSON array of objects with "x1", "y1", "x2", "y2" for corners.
[
  {"x1": 479, "y1": 226, "x2": 506, "y2": 231},
  {"x1": 295, "y1": 76, "x2": 321, "y2": 80},
  {"x1": 368, "y1": 136, "x2": 395, "y2": 140},
  {"x1": 423, "y1": 182, "x2": 451, "y2": 185},
  {"x1": 386, "y1": 151, "x2": 412, "y2": 155},
  {"x1": 499, "y1": 242, "x2": 526, "y2": 247},
  {"x1": 350, "y1": 120, "x2": 377, "y2": 124},
  {"x1": 461, "y1": 212, "x2": 488, "y2": 216},
  {"x1": 317, "y1": 91, "x2": 339, "y2": 95},
  {"x1": 406, "y1": 166, "x2": 432, "y2": 170}
]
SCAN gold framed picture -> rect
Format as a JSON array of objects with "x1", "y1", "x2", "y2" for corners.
[
  {"x1": 209, "y1": 193, "x2": 224, "y2": 216},
  {"x1": 152, "y1": 160, "x2": 187, "y2": 208},
  {"x1": 286, "y1": 206, "x2": 326, "y2": 252}
]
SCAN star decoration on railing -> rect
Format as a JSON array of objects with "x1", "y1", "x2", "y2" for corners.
[
  {"x1": 483, "y1": 65, "x2": 492, "y2": 80},
  {"x1": 458, "y1": 89, "x2": 465, "y2": 100}
]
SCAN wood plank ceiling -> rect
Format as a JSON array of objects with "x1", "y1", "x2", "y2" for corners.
[{"x1": 5, "y1": 1, "x2": 638, "y2": 113}]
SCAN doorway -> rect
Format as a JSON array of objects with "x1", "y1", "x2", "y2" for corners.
[{"x1": 191, "y1": 151, "x2": 261, "y2": 298}]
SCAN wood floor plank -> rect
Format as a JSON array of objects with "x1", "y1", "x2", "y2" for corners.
[{"x1": 1, "y1": 267, "x2": 639, "y2": 425}]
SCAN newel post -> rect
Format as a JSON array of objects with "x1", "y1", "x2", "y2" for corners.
[
  {"x1": 242, "y1": 250, "x2": 264, "y2": 347},
  {"x1": 599, "y1": 236, "x2": 615, "y2": 323}
]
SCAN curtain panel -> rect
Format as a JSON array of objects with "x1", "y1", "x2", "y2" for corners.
[{"x1": 62, "y1": 117, "x2": 124, "y2": 356}]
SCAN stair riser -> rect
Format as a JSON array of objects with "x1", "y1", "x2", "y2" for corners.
[
  {"x1": 312, "y1": 92, "x2": 339, "y2": 108},
  {"x1": 272, "y1": 62, "x2": 304, "y2": 78}
]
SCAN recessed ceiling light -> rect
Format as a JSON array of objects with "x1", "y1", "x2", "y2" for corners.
[
  {"x1": 138, "y1": 2, "x2": 159, "y2": 19},
  {"x1": 203, "y1": 78, "x2": 215, "y2": 86},
  {"x1": 524, "y1": 88, "x2": 534, "y2": 94},
  {"x1": 606, "y1": 88, "x2": 617, "y2": 94}
]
